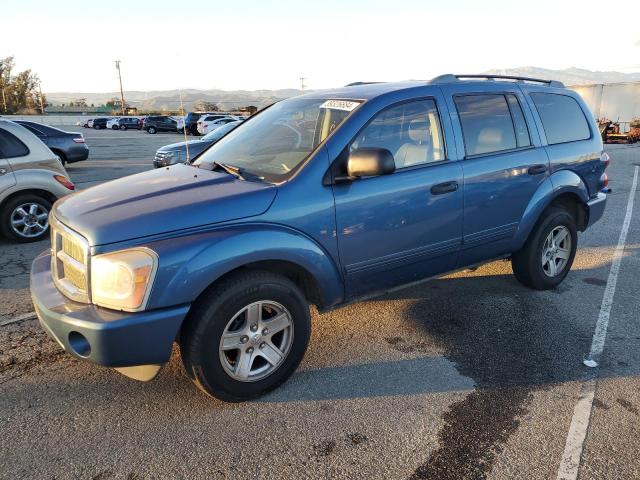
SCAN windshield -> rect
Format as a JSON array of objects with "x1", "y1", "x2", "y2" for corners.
[
  {"x1": 202, "y1": 121, "x2": 241, "y2": 142},
  {"x1": 194, "y1": 97, "x2": 362, "y2": 181}
]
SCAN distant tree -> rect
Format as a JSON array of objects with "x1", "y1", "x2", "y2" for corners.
[
  {"x1": 0, "y1": 56, "x2": 44, "y2": 114},
  {"x1": 69, "y1": 98, "x2": 88, "y2": 108},
  {"x1": 194, "y1": 100, "x2": 219, "y2": 112}
]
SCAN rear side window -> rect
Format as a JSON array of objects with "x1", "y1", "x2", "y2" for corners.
[
  {"x1": 530, "y1": 93, "x2": 590, "y2": 144},
  {"x1": 0, "y1": 129, "x2": 30, "y2": 158},
  {"x1": 455, "y1": 94, "x2": 520, "y2": 156}
]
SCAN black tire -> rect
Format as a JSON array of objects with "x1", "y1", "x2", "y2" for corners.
[
  {"x1": 0, "y1": 194, "x2": 52, "y2": 243},
  {"x1": 512, "y1": 207, "x2": 577, "y2": 290},
  {"x1": 93, "y1": 124, "x2": 99, "y2": 129},
  {"x1": 120, "y1": 124, "x2": 127, "y2": 131},
  {"x1": 147, "y1": 126, "x2": 157, "y2": 134},
  {"x1": 180, "y1": 270, "x2": 311, "y2": 402},
  {"x1": 112, "y1": 125, "x2": 118, "y2": 130}
]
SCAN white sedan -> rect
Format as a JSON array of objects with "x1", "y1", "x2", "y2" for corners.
[{"x1": 198, "y1": 116, "x2": 239, "y2": 135}]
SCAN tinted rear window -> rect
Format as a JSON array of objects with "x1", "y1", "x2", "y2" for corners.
[
  {"x1": 454, "y1": 94, "x2": 517, "y2": 156},
  {"x1": 530, "y1": 93, "x2": 590, "y2": 144},
  {"x1": 0, "y1": 128, "x2": 30, "y2": 158}
]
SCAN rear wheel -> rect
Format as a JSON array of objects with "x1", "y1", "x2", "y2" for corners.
[
  {"x1": 512, "y1": 207, "x2": 577, "y2": 290},
  {"x1": 180, "y1": 271, "x2": 311, "y2": 402},
  {"x1": 0, "y1": 194, "x2": 52, "y2": 243}
]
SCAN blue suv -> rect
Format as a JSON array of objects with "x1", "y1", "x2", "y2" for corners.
[{"x1": 31, "y1": 74, "x2": 609, "y2": 401}]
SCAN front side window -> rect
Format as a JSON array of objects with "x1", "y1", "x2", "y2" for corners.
[
  {"x1": 455, "y1": 94, "x2": 518, "y2": 157},
  {"x1": 351, "y1": 99, "x2": 445, "y2": 168},
  {"x1": 530, "y1": 93, "x2": 590, "y2": 145},
  {"x1": 0, "y1": 129, "x2": 29, "y2": 158},
  {"x1": 195, "y1": 98, "x2": 361, "y2": 181}
]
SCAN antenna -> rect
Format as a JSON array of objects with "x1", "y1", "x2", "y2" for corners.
[{"x1": 178, "y1": 90, "x2": 191, "y2": 164}]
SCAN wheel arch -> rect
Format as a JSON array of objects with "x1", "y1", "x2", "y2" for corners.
[
  {"x1": 514, "y1": 171, "x2": 590, "y2": 249},
  {"x1": 146, "y1": 224, "x2": 344, "y2": 312}
]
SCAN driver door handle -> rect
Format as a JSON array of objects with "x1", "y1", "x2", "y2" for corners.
[
  {"x1": 431, "y1": 181, "x2": 459, "y2": 195},
  {"x1": 528, "y1": 164, "x2": 547, "y2": 175}
]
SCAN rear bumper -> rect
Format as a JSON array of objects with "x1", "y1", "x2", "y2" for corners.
[
  {"x1": 30, "y1": 251, "x2": 189, "y2": 368},
  {"x1": 66, "y1": 144, "x2": 90, "y2": 162},
  {"x1": 586, "y1": 192, "x2": 607, "y2": 228}
]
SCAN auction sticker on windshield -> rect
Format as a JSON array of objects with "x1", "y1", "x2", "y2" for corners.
[{"x1": 320, "y1": 100, "x2": 361, "y2": 111}]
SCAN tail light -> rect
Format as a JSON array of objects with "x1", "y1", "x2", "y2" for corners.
[
  {"x1": 54, "y1": 175, "x2": 75, "y2": 190},
  {"x1": 601, "y1": 152, "x2": 611, "y2": 169},
  {"x1": 73, "y1": 137, "x2": 85, "y2": 144}
]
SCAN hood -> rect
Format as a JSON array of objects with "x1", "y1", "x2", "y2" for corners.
[{"x1": 54, "y1": 164, "x2": 276, "y2": 246}]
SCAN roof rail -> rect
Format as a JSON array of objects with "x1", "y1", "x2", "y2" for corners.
[
  {"x1": 344, "y1": 81, "x2": 384, "y2": 87},
  {"x1": 429, "y1": 74, "x2": 565, "y2": 88}
]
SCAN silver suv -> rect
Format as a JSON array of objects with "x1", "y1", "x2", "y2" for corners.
[{"x1": 0, "y1": 119, "x2": 75, "y2": 243}]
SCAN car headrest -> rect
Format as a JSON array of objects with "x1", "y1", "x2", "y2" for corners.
[{"x1": 408, "y1": 119, "x2": 430, "y2": 143}]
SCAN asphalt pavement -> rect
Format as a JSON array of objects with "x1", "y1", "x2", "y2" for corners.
[{"x1": 0, "y1": 128, "x2": 638, "y2": 479}]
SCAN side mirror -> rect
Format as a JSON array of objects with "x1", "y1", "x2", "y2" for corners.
[{"x1": 345, "y1": 147, "x2": 395, "y2": 179}]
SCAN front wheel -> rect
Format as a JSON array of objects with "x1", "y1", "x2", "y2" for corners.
[
  {"x1": 180, "y1": 271, "x2": 311, "y2": 402},
  {"x1": 512, "y1": 207, "x2": 577, "y2": 290},
  {"x1": 120, "y1": 125, "x2": 127, "y2": 130},
  {"x1": 147, "y1": 126, "x2": 157, "y2": 134}
]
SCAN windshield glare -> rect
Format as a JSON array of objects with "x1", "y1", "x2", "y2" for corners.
[{"x1": 194, "y1": 98, "x2": 361, "y2": 181}]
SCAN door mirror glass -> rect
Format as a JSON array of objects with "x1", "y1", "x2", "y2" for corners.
[{"x1": 347, "y1": 147, "x2": 395, "y2": 178}]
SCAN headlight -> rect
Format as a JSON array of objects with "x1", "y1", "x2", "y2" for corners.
[{"x1": 90, "y1": 248, "x2": 158, "y2": 311}]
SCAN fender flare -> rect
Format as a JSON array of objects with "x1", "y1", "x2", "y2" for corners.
[
  {"x1": 513, "y1": 170, "x2": 589, "y2": 248},
  {"x1": 147, "y1": 223, "x2": 344, "y2": 310}
]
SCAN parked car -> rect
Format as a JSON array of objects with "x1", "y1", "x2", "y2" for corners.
[
  {"x1": 106, "y1": 118, "x2": 121, "y2": 129},
  {"x1": 30, "y1": 75, "x2": 609, "y2": 401},
  {"x1": 143, "y1": 115, "x2": 179, "y2": 134},
  {"x1": 153, "y1": 120, "x2": 241, "y2": 168},
  {"x1": 197, "y1": 114, "x2": 237, "y2": 135},
  {"x1": 14, "y1": 120, "x2": 89, "y2": 165},
  {"x1": 184, "y1": 112, "x2": 223, "y2": 135},
  {"x1": 199, "y1": 116, "x2": 239, "y2": 135},
  {"x1": 0, "y1": 120, "x2": 75, "y2": 242},
  {"x1": 116, "y1": 117, "x2": 142, "y2": 130},
  {"x1": 92, "y1": 118, "x2": 108, "y2": 129}
]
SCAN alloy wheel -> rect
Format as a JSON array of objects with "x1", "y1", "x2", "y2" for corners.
[
  {"x1": 10, "y1": 202, "x2": 49, "y2": 239},
  {"x1": 219, "y1": 300, "x2": 294, "y2": 382}
]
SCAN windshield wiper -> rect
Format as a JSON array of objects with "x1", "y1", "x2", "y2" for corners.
[
  {"x1": 213, "y1": 162, "x2": 265, "y2": 182},
  {"x1": 213, "y1": 161, "x2": 243, "y2": 179}
]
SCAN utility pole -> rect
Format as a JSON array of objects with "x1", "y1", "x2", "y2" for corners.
[
  {"x1": 38, "y1": 82, "x2": 45, "y2": 115},
  {"x1": 300, "y1": 77, "x2": 306, "y2": 92},
  {"x1": 1, "y1": 87, "x2": 6, "y2": 114},
  {"x1": 114, "y1": 60, "x2": 126, "y2": 116}
]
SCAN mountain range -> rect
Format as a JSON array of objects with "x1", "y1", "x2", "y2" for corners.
[{"x1": 45, "y1": 67, "x2": 640, "y2": 111}]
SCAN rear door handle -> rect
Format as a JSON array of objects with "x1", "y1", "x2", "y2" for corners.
[
  {"x1": 431, "y1": 181, "x2": 459, "y2": 195},
  {"x1": 528, "y1": 164, "x2": 547, "y2": 175}
]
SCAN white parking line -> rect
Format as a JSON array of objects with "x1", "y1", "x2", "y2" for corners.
[{"x1": 556, "y1": 165, "x2": 639, "y2": 480}]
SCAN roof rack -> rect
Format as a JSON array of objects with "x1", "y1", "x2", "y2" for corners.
[
  {"x1": 344, "y1": 81, "x2": 384, "y2": 87},
  {"x1": 429, "y1": 74, "x2": 565, "y2": 88}
]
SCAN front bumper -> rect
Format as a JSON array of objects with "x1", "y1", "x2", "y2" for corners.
[
  {"x1": 30, "y1": 251, "x2": 190, "y2": 368},
  {"x1": 586, "y1": 192, "x2": 607, "y2": 228}
]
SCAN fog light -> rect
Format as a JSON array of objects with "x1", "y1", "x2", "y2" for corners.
[{"x1": 68, "y1": 331, "x2": 91, "y2": 357}]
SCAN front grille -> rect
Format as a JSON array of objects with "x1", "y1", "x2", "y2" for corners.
[{"x1": 51, "y1": 216, "x2": 90, "y2": 303}]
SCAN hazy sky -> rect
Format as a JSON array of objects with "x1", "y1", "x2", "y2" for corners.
[{"x1": 4, "y1": 0, "x2": 640, "y2": 93}]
